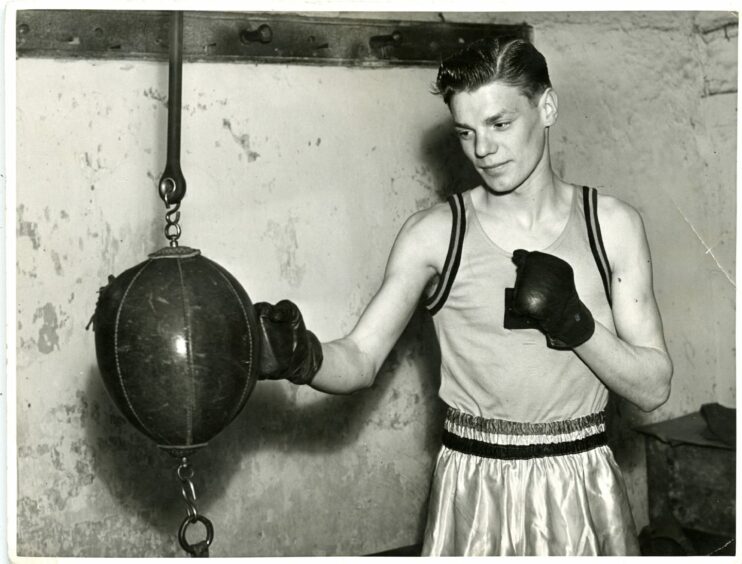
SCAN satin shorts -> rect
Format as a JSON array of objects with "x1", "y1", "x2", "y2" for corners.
[{"x1": 421, "y1": 408, "x2": 640, "y2": 556}]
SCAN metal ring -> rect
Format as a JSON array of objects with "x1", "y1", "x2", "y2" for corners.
[
  {"x1": 159, "y1": 177, "x2": 177, "y2": 202},
  {"x1": 165, "y1": 223, "x2": 182, "y2": 239},
  {"x1": 178, "y1": 514, "x2": 214, "y2": 556},
  {"x1": 177, "y1": 459, "x2": 194, "y2": 482}
]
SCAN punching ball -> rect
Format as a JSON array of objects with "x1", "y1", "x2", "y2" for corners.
[
  {"x1": 92, "y1": 245, "x2": 259, "y2": 457},
  {"x1": 89, "y1": 12, "x2": 258, "y2": 557}
]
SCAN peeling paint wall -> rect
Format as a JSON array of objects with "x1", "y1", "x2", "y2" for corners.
[{"x1": 15, "y1": 11, "x2": 736, "y2": 557}]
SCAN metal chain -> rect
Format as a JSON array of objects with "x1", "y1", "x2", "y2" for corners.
[
  {"x1": 177, "y1": 458, "x2": 198, "y2": 519},
  {"x1": 176, "y1": 457, "x2": 214, "y2": 557},
  {"x1": 163, "y1": 188, "x2": 182, "y2": 247}
]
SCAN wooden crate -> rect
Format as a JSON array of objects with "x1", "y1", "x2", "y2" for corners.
[{"x1": 637, "y1": 412, "x2": 735, "y2": 538}]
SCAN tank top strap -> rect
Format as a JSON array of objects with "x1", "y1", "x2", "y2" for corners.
[
  {"x1": 581, "y1": 186, "x2": 613, "y2": 306},
  {"x1": 425, "y1": 187, "x2": 613, "y2": 313},
  {"x1": 424, "y1": 192, "x2": 466, "y2": 315}
]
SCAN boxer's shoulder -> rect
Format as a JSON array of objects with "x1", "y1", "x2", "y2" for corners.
[
  {"x1": 592, "y1": 191, "x2": 647, "y2": 271},
  {"x1": 401, "y1": 200, "x2": 454, "y2": 244},
  {"x1": 394, "y1": 200, "x2": 456, "y2": 271},
  {"x1": 593, "y1": 192, "x2": 644, "y2": 235}
]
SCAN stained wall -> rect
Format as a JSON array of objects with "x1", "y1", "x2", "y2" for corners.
[{"x1": 14, "y1": 10, "x2": 736, "y2": 557}]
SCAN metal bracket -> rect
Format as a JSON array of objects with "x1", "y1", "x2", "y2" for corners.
[{"x1": 16, "y1": 10, "x2": 532, "y2": 67}]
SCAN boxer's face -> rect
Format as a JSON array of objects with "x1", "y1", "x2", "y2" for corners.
[{"x1": 450, "y1": 80, "x2": 556, "y2": 194}]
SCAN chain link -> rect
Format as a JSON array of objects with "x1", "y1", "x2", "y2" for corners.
[
  {"x1": 163, "y1": 189, "x2": 182, "y2": 247},
  {"x1": 177, "y1": 458, "x2": 199, "y2": 520},
  {"x1": 176, "y1": 457, "x2": 214, "y2": 557}
]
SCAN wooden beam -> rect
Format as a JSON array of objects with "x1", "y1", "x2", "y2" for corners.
[{"x1": 15, "y1": 10, "x2": 532, "y2": 67}]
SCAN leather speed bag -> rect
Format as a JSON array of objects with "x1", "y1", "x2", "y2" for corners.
[{"x1": 92, "y1": 246, "x2": 259, "y2": 457}]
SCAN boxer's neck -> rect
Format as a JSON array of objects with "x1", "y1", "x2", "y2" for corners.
[{"x1": 477, "y1": 159, "x2": 566, "y2": 229}]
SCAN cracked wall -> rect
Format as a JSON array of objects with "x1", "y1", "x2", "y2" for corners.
[{"x1": 14, "y1": 11, "x2": 736, "y2": 557}]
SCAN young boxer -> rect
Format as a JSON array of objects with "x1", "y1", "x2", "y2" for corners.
[{"x1": 255, "y1": 37, "x2": 672, "y2": 556}]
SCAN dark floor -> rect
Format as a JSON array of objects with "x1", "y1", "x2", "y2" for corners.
[
  {"x1": 368, "y1": 530, "x2": 736, "y2": 557},
  {"x1": 640, "y1": 528, "x2": 735, "y2": 557},
  {"x1": 369, "y1": 544, "x2": 421, "y2": 556}
]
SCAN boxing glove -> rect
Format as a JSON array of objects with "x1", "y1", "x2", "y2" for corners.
[
  {"x1": 510, "y1": 250, "x2": 595, "y2": 350},
  {"x1": 255, "y1": 300, "x2": 323, "y2": 385}
]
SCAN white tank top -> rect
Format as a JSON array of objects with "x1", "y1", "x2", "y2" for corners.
[{"x1": 424, "y1": 186, "x2": 615, "y2": 422}]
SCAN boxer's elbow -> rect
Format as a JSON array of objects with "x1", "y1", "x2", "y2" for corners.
[
  {"x1": 308, "y1": 338, "x2": 372, "y2": 394},
  {"x1": 639, "y1": 353, "x2": 673, "y2": 412},
  {"x1": 640, "y1": 384, "x2": 670, "y2": 412},
  {"x1": 352, "y1": 339, "x2": 382, "y2": 391}
]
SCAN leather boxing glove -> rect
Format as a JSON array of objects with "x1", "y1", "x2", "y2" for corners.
[
  {"x1": 255, "y1": 300, "x2": 323, "y2": 385},
  {"x1": 510, "y1": 250, "x2": 595, "y2": 350}
]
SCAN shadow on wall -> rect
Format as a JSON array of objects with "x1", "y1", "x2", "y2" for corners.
[
  {"x1": 605, "y1": 393, "x2": 646, "y2": 481},
  {"x1": 82, "y1": 306, "x2": 444, "y2": 544},
  {"x1": 419, "y1": 119, "x2": 481, "y2": 200}
]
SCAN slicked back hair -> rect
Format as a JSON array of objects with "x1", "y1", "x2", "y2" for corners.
[{"x1": 434, "y1": 37, "x2": 551, "y2": 106}]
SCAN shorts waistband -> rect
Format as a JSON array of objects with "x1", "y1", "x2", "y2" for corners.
[
  {"x1": 444, "y1": 407, "x2": 606, "y2": 436},
  {"x1": 442, "y1": 407, "x2": 608, "y2": 460}
]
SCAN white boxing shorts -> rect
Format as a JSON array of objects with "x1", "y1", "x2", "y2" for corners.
[{"x1": 421, "y1": 408, "x2": 640, "y2": 556}]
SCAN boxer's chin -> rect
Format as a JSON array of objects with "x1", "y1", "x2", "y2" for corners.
[{"x1": 480, "y1": 178, "x2": 519, "y2": 196}]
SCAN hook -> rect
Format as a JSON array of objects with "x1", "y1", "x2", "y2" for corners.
[
  {"x1": 369, "y1": 31, "x2": 403, "y2": 58},
  {"x1": 240, "y1": 24, "x2": 273, "y2": 45}
]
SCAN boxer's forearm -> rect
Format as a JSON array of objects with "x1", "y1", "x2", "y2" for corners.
[
  {"x1": 574, "y1": 323, "x2": 673, "y2": 412},
  {"x1": 308, "y1": 337, "x2": 377, "y2": 394}
]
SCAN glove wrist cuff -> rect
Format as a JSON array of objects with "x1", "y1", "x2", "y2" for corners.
[
  {"x1": 288, "y1": 331, "x2": 323, "y2": 385},
  {"x1": 545, "y1": 301, "x2": 595, "y2": 350}
]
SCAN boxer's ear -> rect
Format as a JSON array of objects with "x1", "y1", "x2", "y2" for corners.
[{"x1": 539, "y1": 88, "x2": 558, "y2": 128}]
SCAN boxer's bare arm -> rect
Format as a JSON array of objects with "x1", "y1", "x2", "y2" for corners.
[
  {"x1": 574, "y1": 195, "x2": 673, "y2": 411},
  {"x1": 309, "y1": 204, "x2": 448, "y2": 394}
]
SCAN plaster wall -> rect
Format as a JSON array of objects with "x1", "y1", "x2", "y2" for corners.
[{"x1": 14, "y1": 10, "x2": 736, "y2": 557}]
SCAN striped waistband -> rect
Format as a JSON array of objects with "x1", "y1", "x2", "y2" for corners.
[{"x1": 442, "y1": 407, "x2": 607, "y2": 460}]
